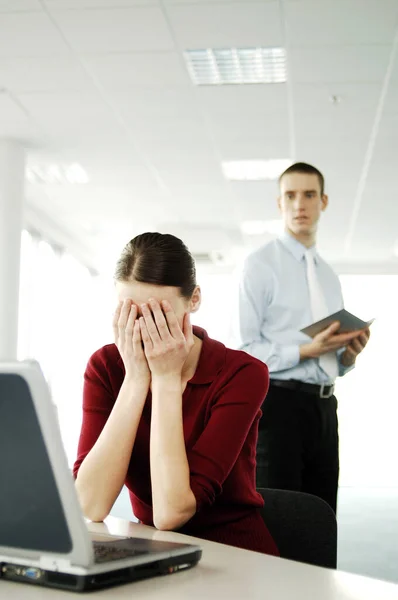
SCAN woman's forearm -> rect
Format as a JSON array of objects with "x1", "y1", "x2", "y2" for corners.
[
  {"x1": 150, "y1": 375, "x2": 196, "y2": 530},
  {"x1": 75, "y1": 378, "x2": 147, "y2": 522}
]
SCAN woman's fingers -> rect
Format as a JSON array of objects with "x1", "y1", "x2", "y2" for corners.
[
  {"x1": 162, "y1": 300, "x2": 184, "y2": 340},
  {"x1": 112, "y1": 301, "x2": 123, "y2": 342},
  {"x1": 118, "y1": 298, "x2": 133, "y2": 329},
  {"x1": 132, "y1": 319, "x2": 144, "y2": 353},
  {"x1": 139, "y1": 316, "x2": 152, "y2": 352},
  {"x1": 141, "y1": 303, "x2": 162, "y2": 344},
  {"x1": 125, "y1": 303, "x2": 137, "y2": 338},
  {"x1": 148, "y1": 298, "x2": 171, "y2": 339}
]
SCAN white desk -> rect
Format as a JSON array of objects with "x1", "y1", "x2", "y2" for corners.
[{"x1": 1, "y1": 516, "x2": 398, "y2": 599}]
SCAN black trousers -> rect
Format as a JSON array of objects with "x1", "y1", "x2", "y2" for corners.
[{"x1": 256, "y1": 384, "x2": 339, "y2": 513}]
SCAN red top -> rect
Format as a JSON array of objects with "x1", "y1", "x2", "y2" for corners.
[{"x1": 74, "y1": 326, "x2": 278, "y2": 556}]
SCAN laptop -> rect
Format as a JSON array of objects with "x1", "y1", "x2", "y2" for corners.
[{"x1": 0, "y1": 361, "x2": 202, "y2": 592}]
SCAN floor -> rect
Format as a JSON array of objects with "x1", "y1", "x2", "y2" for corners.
[
  {"x1": 337, "y1": 487, "x2": 398, "y2": 583},
  {"x1": 110, "y1": 486, "x2": 398, "y2": 584}
]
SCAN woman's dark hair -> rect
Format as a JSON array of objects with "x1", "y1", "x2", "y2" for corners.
[{"x1": 114, "y1": 232, "x2": 197, "y2": 298}]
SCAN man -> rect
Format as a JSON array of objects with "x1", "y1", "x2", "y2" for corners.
[{"x1": 238, "y1": 162, "x2": 370, "y2": 513}]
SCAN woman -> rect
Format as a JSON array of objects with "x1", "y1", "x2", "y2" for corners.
[{"x1": 74, "y1": 232, "x2": 278, "y2": 556}]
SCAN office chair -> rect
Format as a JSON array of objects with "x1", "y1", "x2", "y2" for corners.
[{"x1": 258, "y1": 487, "x2": 337, "y2": 569}]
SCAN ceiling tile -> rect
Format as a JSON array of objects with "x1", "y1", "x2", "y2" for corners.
[
  {"x1": 84, "y1": 165, "x2": 159, "y2": 187},
  {"x1": 209, "y1": 112, "x2": 290, "y2": 141},
  {"x1": 0, "y1": 92, "x2": 31, "y2": 122},
  {"x1": 216, "y1": 136, "x2": 291, "y2": 160},
  {"x1": 44, "y1": 0, "x2": 156, "y2": 7},
  {"x1": 0, "y1": 56, "x2": 91, "y2": 92},
  {"x1": 50, "y1": 7, "x2": 175, "y2": 53},
  {"x1": 230, "y1": 181, "x2": 279, "y2": 218},
  {"x1": 0, "y1": 0, "x2": 42, "y2": 11},
  {"x1": 0, "y1": 12, "x2": 69, "y2": 57},
  {"x1": 292, "y1": 83, "x2": 381, "y2": 114},
  {"x1": 290, "y1": 46, "x2": 391, "y2": 84},
  {"x1": 83, "y1": 52, "x2": 190, "y2": 89},
  {"x1": 17, "y1": 91, "x2": 116, "y2": 133},
  {"x1": 286, "y1": 0, "x2": 398, "y2": 46},
  {"x1": 18, "y1": 90, "x2": 106, "y2": 117},
  {"x1": 167, "y1": 2, "x2": 283, "y2": 48},
  {"x1": 155, "y1": 160, "x2": 224, "y2": 186},
  {"x1": 0, "y1": 119, "x2": 42, "y2": 141},
  {"x1": 138, "y1": 137, "x2": 213, "y2": 161},
  {"x1": 196, "y1": 84, "x2": 288, "y2": 115},
  {"x1": 131, "y1": 116, "x2": 210, "y2": 141},
  {"x1": 294, "y1": 111, "x2": 374, "y2": 137},
  {"x1": 383, "y1": 83, "x2": 398, "y2": 114},
  {"x1": 108, "y1": 88, "x2": 198, "y2": 121}
]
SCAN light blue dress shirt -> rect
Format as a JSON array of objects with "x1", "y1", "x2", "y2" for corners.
[{"x1": 238, "y1": 232, "x2": 353, "y2": 384}]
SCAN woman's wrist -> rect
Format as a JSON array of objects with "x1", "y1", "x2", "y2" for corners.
[
  {"x1": 151, "y1": 373, "x2": 182, "y2": 392},
  {"x1": 122, "y1": 374, "x2": 150, "y2": 397}
]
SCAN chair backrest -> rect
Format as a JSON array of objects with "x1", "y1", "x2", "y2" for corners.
[{"x1": 258, "y1": 487, "x2": 337, "y2": 569}]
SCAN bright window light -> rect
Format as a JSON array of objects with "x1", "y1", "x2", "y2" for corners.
[
  {"x1": 185, "y1": 47, "x2": 286, "y2": 86},
  {"x1": 240, "y1": 220, "x2": 284, "y2": 236},
  {"x1": 222, "y1": 159, "x2": 292, "y2": 181},
  {"x1": 26, "y1": 163, "x2": 89, "y2": 185}
]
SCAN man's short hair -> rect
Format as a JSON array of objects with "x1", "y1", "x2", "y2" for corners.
[{"x1": 279, "y1": 162, "x2": 325, "y2": 196}]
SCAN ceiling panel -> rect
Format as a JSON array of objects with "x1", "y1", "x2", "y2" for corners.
[
  {"x1": 0, "y1": 56, "x2": 91, "y2": 92},
  {"x1": 216, "y1": 136, "x2": 291, "y2": 160},
  {"x1": 0, "y1": 119, "x2": 42, "y2": 141},
  {"x1": 50, "y1": 7, "x2": 175, "y2": 53},
  {"x1": 45, "y1": 0, "x2": 157, "y2": 7},
  {"x1": 0, "y1": 0, "x2": 42, "y2": 11},
  {"x1": 0, "y1": 12, "x2": 69, "y2": 57},
  {"x1": 138, "y1": 137, "x2": 214, "y2": 163},
  {"x1": 377, "y1": 113, "x2": 398, "y2": 138},
  {"x1": 290, "y1": 46, "x2": 391, "y2": 84},
  {"x1": 155, "y1": 160, "x2": 224, "y2": 186},
  {"x1": 286, "y1": 0, "x2": 398, "y2": 46},
  {"x1": 292, "y1": 83, "x2": 382, "y2": 114},
  {"x1": 165, "y1": 0, "x2": 267, "y2": 4},
  {"x1": 230, "y1": 181, "x2": 279, "y2": 216},
  {"x1": 109, "y1": 88, "x2": 199, "y2": 121},
  {"x1": 0, "y1": 0, "x2": 394, "y2": 272},
  {"x1": 209, "y1": 112, "x2": 290, "y2": 141},
  {"x1": 196, "y1": 84, "x2": 288, "y2": 115},
  {"x1": 83, "y1": 52, "x2": 190, "y2": 89},
  {"x1": 0, "y1": 92, "x2": 31, "y2": 122},
  {"x1": 383, "y1": 83, "x2": 398, "y2": 114},
  {"x1": 296, "y1": 134, "x2": 368, "y2": 158},
  {"x1": 167, "y1": 1, "x2": 283, "y2": 48},
  {"x1": 130, "y1": 116, "x2": 210, "y2": 141},
  {"x1": 17, "y1": 91, "x2": 114, "y2": 128},
  {"x1": 85, "y1": 164, "x2": 160, "y2": 187}
]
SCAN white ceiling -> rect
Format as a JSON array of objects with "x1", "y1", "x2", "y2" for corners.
[{"x1": 0, "y1": 0, "x2": 398, "y2": 274}]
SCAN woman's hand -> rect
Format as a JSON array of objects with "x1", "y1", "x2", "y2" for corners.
[
  {"x1": 139, "y1": 299, "x2": 194, "y2": 380},
  {"x1": 113, "y1": 299, "x2": 150, "y2": 387}
]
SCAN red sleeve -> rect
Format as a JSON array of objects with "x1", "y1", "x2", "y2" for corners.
[
  {"x1": 187, "y1": 360, "x2": 269, "y2": 510},
  {"x1": 73, "y1": 349, "x2": 115, "y2": 479}
]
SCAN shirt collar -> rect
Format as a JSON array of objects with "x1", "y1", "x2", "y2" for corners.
[{"x1": 279, "y1": 231, "x2": 319, "y2": 264}]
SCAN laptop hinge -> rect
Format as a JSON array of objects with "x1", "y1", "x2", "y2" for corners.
[{"x1": 39, "y1": 556, "x2": 72, "y2": 571}]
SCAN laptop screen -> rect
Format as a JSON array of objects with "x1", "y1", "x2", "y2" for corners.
[{"x1": 0, "y1": 373, "x2": 72, "y2": 554}]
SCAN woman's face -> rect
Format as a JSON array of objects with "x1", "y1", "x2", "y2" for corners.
[{"x1": 115, "y1": 281, "x2": 200, "y2": 328}]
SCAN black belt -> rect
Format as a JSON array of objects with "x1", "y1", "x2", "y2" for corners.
[{"x1": 270, "y1": 378, "x2": 335, "y2": 399}]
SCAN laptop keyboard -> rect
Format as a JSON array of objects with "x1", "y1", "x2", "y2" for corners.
[{"x1": 92, "y1": 539, "x2": 151, "y2": 564}]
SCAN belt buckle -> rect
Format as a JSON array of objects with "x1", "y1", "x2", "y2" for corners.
[{"x1": 319, "y1": 383, "x2": 334, "y2": 398}]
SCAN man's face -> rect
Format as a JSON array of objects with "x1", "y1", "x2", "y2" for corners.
[{"x1": 278, "y1": 172, "x2": 328, "y2": 237}]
